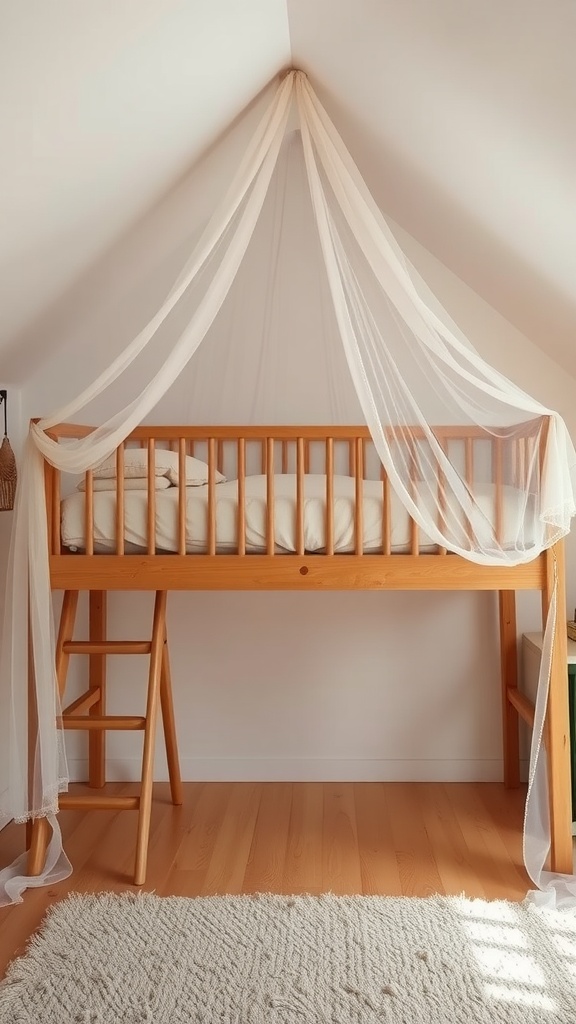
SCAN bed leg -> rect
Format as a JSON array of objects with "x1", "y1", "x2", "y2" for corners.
[
  {"x1": 27, "y1": 591, "x2": 79, "y2": 876},
  {"x1": 160, "y1": 623, "x2": 183, "y2": 807},
  {"x1": 134, "y1": 591, "x2": 167, "y2": 886},
  {"x1": 499, "y1": 590, "x2": 520, "y2": 788},
  {"x1": 27, "y1": 817, "x2": 52, "y2": 876},
  {"x1": 89, "y1": 591, "x2": 107, "y2": 789},
  {"x1": 543, "y1": 542, "x2": 573, "y2": 875}
]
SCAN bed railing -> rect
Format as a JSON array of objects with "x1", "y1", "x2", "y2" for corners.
[{"x1": 43, "y1": 421, "x2": 545, "y2": 559}]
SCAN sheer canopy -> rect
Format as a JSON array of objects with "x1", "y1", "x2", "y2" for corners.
[{"x1": 1, "y1": 70, "x2": 575, "y2": 906}]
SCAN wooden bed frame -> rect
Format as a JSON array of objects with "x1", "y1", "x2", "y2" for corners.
[{"x1": 28, "y1": 421, "x2": 573, "y2": 883}]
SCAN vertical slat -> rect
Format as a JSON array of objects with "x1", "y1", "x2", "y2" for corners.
[
  {"x1": 52, "y1": 466, "x2": 61, "y2": 554},
  {"x1": 465, "y1": 438, "x2": 474, "y2": 486},
  {"x1": 381, "y1": 467, "x2": 391, "y2": 555},
  {"x1": 304, "y1": 440, "x2": 311, "y2": 474},
  {"x1": 208, "y1": 437, "x2": 216, "y2": 556},
  {"x1": 217, "y1": 440, "x2": 224, "y2": 475},
  {"x1": 409, "y1": 439, "x2": 419, "y2": 555},
  {"x1": 437, "y1": 438, "x2": 447, "y2": 557},
  {"x1": 116, "y1": 443, "x2": 125, "y2": 555},
  {"x1": 296, "y1": 437, "x2": 305, "y2": 555},
  {"x1": 354, "y1": 436, "x2": 363, "y2": 555},
  {"x1": 326, "y1": 437, "x2": 334, "y2": 556},
  {"x1": 266, "y1": 437, "x2": 275, "y2": 556},
  {"x1": 517, "y1": 437, "x2": 525, "y2": 490},
  {"x1": 282, "y1": 440, "x2": 288, "y2": 474},
  {"x1": 147, "y1": 438, "x2": 156, "y2": 555},
  {"x1": 85, "y1": 470, "x2": 94, "y2": 556},
  {"x1": 494, "y1": 436, "x2": 503, "y2": 545},
  {"x1": 463, "y1": 437, "x2": 475, "y2": 545},
  {"x1": 237, "y1": 438, "x2": 246, "y2": 556},
  {"x1": 178, "y1": 438, "x2": 186, "y2": 556},
  {"x1": 44, "y1": 461, "x2": 54, "y2": 555}
]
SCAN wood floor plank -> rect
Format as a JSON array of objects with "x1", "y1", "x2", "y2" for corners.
[
  {"x1": 169, "y1": 783, "x2": 230, "y2": 872},
  {"x1": 354, "y1": 783, "x2": 403, "y2": 896},
  {"x1": 383, "y1": 784, "x2": 445, "y2": 897},
  {"x1": 200, "y1": 782, "x2": 262, "y2": 896},
  {"x1": 243, "y1": 783, "x2": 292, "y2": 894},
  {"x1": 283, "y1": 782, "x2": 324, "y2": 895},
  {"x1": 417, "y1": 783, "x2": 487, "y2": 899},
  {"x1": 443, "y1": 783, "x2": 529, "y2": 900},
  {"x1": 322, "y1": 783, "x2": 362, "y2": 894}
]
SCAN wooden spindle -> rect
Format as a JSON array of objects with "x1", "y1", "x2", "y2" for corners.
[
  {"x1": 208, "y1": 437, "x2": 216, "y2": 556},
  {"x1": 116, "y1": 443, "x2": 125, "y2": 556},
  {"x1": 237, "y1": 438, "x2": 246, "y2": 555},
  {"x1": 85, "y1": 470, "x2": 94, "y2": 556},
  {"x1": 355, "y1": 436, "x2": 363, "y2": 555},
  {"x1": 266, "y1": 437, "x2": 275, "y2": 556},
  {"x1": 147, "y1": 439, "x2": 156, "y2": 555},
  {"x1": 463, "y1": 436, "x2": 475, "y2": 545},
  {"x1": 465, "y1": 438, "x2": 474, "y2": 485},
  {"x1": 178, "y1": 438, "x2": 186, "y2": 556},
  {"x1": 381, "y1": 467, "x2": 391, "y2": 555},
  {"x1": 296, "y1": 437, "x2": 305, "y2": 555},
  {"x1": 408, "y1": 440, "x2": 419, "y2": 555},
  {"x1": 494, "y1": 437, "x2": 504, "y2": 545},
  {"x1": 437, "y1": 438, "x2": 447, "y2": 556},
  {"x1": 326, "y1": 437, "x2": 334, "y2": 556},
  {"x1": 52, "y1": 467, "x2": 61, "y2": 554}
]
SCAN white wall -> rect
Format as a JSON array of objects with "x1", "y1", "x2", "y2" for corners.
[{"x1": 16, "y1": 128, "x2": 576, "y2": 785}]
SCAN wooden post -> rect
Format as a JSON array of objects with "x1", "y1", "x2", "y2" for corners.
[
  {"x1": 499, "y1": 590, "x2": 520, "y2": 788},
  {"x1": 543, "y1": 541, "x2": 573, "y2": 874}
]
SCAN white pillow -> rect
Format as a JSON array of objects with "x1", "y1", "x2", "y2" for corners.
[
  {"x1": 91, "y1": 447, "x2": 225, "y2": 486},
  {"x1": 77, "y1": 476, "x2": 172, "y2": 492}
]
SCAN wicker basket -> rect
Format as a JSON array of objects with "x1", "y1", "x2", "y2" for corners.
[{"x1": 0, "y1": 435, "x2": 17, "y2": 511}]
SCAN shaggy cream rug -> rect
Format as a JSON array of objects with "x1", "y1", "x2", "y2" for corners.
[{"x1": 2, "y1": 892, "x2": 576, "y2": 1023}]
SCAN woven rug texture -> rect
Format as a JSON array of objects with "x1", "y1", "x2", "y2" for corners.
[{"x1": 1, "y1": 892, "x2": 576, "y2": 1023}]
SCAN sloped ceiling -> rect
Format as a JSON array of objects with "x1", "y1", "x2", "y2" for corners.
[
  {"x1": 0, "y1": 0, "x2": 291, "y2": 355},
  {"x1": 1, "y1": 0, "x2": 575, "y2": 380}
]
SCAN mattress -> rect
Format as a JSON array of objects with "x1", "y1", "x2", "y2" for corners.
[{"x1": 61, "y1": 473, "x2": 533, "y2": 555}]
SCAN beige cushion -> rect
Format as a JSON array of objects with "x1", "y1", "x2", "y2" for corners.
[
  {"x1": 91, "y1": 447, "x2": 225, "y2": 486},
  {"x1": 77, "y1": 476, "x2": 172, "y2": 492}
]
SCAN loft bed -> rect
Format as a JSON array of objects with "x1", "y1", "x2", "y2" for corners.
[{"x1": 28, "y1": 419, "x2": 573, "y2": 885}]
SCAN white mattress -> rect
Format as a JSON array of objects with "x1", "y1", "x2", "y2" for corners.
[{"x1": 61, "y1": 474, "x2": 532, "y2": 555}]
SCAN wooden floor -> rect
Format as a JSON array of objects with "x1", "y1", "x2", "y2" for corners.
[{"x1": 0, "y1": 781, "x2": 530, "y2": 978}]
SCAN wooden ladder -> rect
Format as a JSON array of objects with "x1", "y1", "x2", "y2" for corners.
[{"x1": 28, "y1": 589, "x2": 182, "y2": 885}]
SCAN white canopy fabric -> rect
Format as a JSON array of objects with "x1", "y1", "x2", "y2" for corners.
[{"x1": 0, "y1": 70, "x2": 575, "y2": 906}]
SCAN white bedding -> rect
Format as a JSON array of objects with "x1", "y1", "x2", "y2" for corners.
[{"x1": 61, "y1": 474, "x2": 533, "y2": 555}]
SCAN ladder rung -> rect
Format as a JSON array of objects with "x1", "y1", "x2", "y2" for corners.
[
  {"x1": 59, "y1": 794, "x2": 140, "y2": 811},
  {"x1": 60, "y1": 715, "x2": 146, "y2": 731},
  {"x1": 62, "y1": 641, "x2": 152, "y2": 655}
]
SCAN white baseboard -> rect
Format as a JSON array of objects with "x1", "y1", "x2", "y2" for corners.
[{"x1": 66, "y1": 756, "x2": 522, "y2": 784}]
